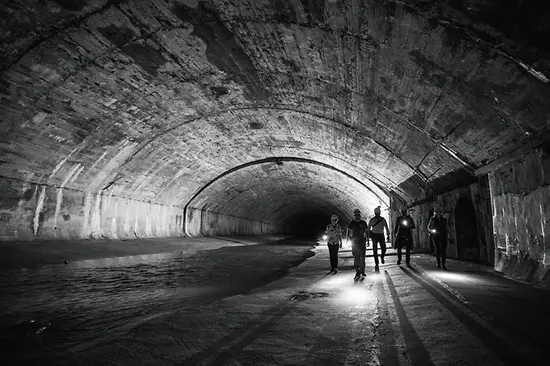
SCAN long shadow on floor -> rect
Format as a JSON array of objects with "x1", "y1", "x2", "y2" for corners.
[
  {"x1": 384, "y1": 270, "x2": 434, "y2": 366},
  {"x1": 181, "y1": 272, "x2": 333, "y2": 366},
  {"x1": 400, "y1": 266, "x2": 538, "y2": 366}
]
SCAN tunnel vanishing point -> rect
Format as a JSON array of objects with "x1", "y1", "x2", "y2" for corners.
[{"x1": 0, "y1": 0, "x2": 549, "y2": 287}]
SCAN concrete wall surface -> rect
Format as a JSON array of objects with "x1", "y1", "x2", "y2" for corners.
[
  {"x1": 489, "y1": 142, "x2": 550, "y2": 286},
  {"x1": 407, "y1": 177, "x2": 495, "y2": 265},
  {"x1": 185, "y1": 207, "x2": 287, "y2": 237},
  {"x1": 0, "y1": 177, "x2": 184, "y2": 241}
]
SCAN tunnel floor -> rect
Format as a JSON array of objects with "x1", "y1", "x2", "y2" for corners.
[{"x1": 1, "y1": 238, "x2": 549, "y2": 365}]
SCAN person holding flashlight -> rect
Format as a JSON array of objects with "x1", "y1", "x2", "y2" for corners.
[
  {"x1": 428, "y1": 209, "x2": 449, "y2": 269},
  {"x1": 394, "y1": 208, "x2": 415, "y2": 266},
  {"x1": 325, "y1": 214, "x2": 343, "y2": 273}
]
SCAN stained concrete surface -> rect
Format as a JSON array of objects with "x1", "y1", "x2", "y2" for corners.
[{"x1": 1, "y1": 237, "x2": 549, "y2": 365}]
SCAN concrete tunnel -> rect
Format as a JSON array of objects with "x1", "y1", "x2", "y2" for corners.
[
  {"x1": 3, "y1": 1, "x2": 550, "y2": 365},
  {"x1": 1, "y1": 1, "x2": 550, "y2": 289}
]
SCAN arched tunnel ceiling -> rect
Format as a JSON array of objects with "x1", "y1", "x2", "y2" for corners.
[
  {"x1": 186, "y1": 158, "x2": 389, "y2": 224},
  {"x1": 1, "y1": 0, "x2": 550, "y2": 222}
]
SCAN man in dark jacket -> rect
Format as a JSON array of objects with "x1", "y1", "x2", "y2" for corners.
[
  {"x1": 347, "y1": 208, "x2": 369, "y2": 278},
  {"x1": 394, "y1": 208, "x2": 415, "y2": 266},
  {"x1": 428, "y1": 209, "x2": 449, "y2": 269}
]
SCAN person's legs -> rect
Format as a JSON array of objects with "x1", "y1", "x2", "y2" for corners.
[
  {"x1": 328, "y1": 245, "x2": 338, "y2": 270},
  {"x1": 405, "y1": 244, "x2": 411, "y2": 265},
  {"x1": 380, "y1": 238, "x2": 387, "y2": 263},
  {"x1": 401, "y1": 236, "x2": 411, "y2": 264},
  {"x1": 359, "y1": 243, "x2": 366, "y2": 275},
  {"x1": 351, "y1": 243, "x2": 360, "y2": 275},
  {"x1": 433, "y1": 237, "x2": 442, "y2": 267},
  {"x1": 396, "y1": 240, "x2": 402, "y2": 265},
  {"x1": 372, "y1": 234, "x2": 380, "y2": 266}
]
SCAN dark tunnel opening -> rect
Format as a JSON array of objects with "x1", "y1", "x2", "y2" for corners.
[
  {"x1": 286, "y1": 212, "x2": 328, "y2": 240},
  {"x1": 285, "y1": 209, "x2": 348, "y2": 240}
]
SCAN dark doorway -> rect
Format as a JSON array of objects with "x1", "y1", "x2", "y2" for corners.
[{"x1": 454, "y1": 197, "x2": 479, "y2": 262}]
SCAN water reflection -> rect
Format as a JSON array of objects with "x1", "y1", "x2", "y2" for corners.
[{"x1": 0, "y1": 242, "x2": 314, "y2": 364}]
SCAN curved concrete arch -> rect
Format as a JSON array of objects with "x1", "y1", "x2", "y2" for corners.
[
  {"x1": 147, "y1": 137, "x2": 409, "y2": 208},
  {"x1": 182, "y1": 156, "x2": 390, "y2": 236},
  {"x1": 113, "y1": 105, "x2": 424, "y2": 195},
  {"x1": 145, "y1": 105, "x2": 420, "y2": 172}
]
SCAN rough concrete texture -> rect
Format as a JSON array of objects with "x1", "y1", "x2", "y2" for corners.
[
  {"x1": 185, "y1": 207, "x2": 287, "y2": 237},
  {"x1": 489, "y1": 142, "x2": 550, "y2": 286},
  {"x1": 0, "y1": 177, "x2": 185, "y2": 240},
  {"x1": 400, "y1": 177, "x2": 495, "y2": 265},
  {"x1": 1, "y1": 0, "x2": 550, "y2": 252}
]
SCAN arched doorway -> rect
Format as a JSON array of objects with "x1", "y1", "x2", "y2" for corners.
[{"x1": 454, "y1": 197, "x2": 479, "y2": 262}]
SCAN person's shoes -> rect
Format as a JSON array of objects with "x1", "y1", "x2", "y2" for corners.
[
  {"x1": 406, "y1": 262, "x2": 411, "y2": 267},
  {"x1": 355, "y1": 272, "x2": 360, "y2": 278},
  {"x1": 397, "y1": 260, "x2": 401, "y2": 265},
  {"x1": 334, "y1": 268, "x2": 338, "y2": 273},
  {"x1": 442, "y1": 264, "x2": 447, "y2": 270},
  {"x1": 361, "y1": 272, "x2": 366, "y2": 276},
  {"x1": 381, "y1": 257, "x2": 385, "y2": 264},
  {"x1": 437, "y1": 263, "x2": 441, "y2": 268}
]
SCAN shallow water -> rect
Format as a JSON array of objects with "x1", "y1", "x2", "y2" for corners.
[{"x1": 0, "y1": 241, "x2": 315, "y2": 365}]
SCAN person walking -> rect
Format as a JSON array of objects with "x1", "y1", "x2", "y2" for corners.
[
  {"x1": 347, "y1": 208, "x2": 369, "y2": 279},
  {"x1": 394, "y1": 208, "x2": 416, "y2": 266},
  {"x1": 368, "y1": 206, "x2": 390, "y2": 269},
  {"x1": 428, "y1": 209, "x2": 449, "y2": 269},
  {"x1": 325, "y1": 214, "x2": 343, "y2": 273}
]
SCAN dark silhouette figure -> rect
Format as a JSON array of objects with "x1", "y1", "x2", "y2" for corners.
[
  {"x1": 347, "y1": 208, "x2": 369, "y2": 278},
  {"x1": 428, "y1": 210, "x2": 449, "y2": 269},
  {"x1": 394, "y1": 208, "x2": 416, "y2": 266}
]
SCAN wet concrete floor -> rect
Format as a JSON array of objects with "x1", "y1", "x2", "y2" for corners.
[{"x1": 1, "y1": 237, "x2": 549, "y2": 365}]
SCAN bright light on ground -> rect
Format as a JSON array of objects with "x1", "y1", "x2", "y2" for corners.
[
  {"x1": 431, "y1": 272, "x2": 467, "y2": 281},
  {"x1": 426, "y1": 271, "x2": 483, "y2": 285},
  {"x1": 338, "y1": 285, "x2": 375, "y2": 305}
]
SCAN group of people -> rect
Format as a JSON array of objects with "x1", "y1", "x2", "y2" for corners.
[{"x1": 324, "y1": 207, "x2": 449, "y2": 279}]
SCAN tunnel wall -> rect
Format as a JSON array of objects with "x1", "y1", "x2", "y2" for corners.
[
  {"x1": 185, "y1": 207, "x2": 288, "y2": 237},
  {"x1": 488, "y1": 142, "x2": 550, "y2": 287},
  {"x1": 0, "y1": 177, "x2": 184, "y2": 241},
  {"x1": 406, "y1": 177, "x2": 494, "y2": 265}
]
